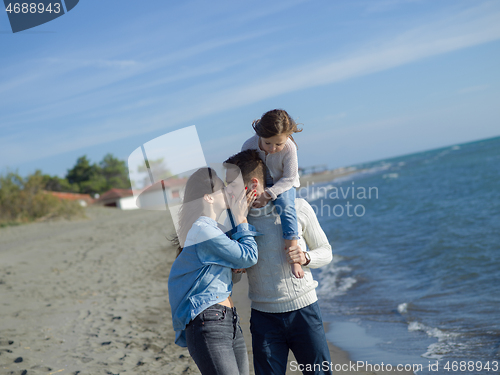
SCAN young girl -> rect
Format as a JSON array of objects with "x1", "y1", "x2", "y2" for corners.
[{"x1": 241, "y1": 109, "x2": 304, "y2": 278}]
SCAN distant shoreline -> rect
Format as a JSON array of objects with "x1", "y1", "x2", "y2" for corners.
[{"x1": 299, "y1": 167, "x2": 361, "y2": 187}]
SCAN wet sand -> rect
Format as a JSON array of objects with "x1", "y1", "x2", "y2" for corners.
[{"x1": 0, "y1": 206, "x2": 412, "y2": 374}]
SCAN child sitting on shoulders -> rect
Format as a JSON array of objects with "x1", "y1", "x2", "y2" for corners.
[{"x1": 241, "y1": 109, "x2": 305, "y2": 278}]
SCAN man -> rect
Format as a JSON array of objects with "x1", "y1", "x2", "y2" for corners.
[{"x1": 225, "y1": 149, "x2": 333, "y2": 375}]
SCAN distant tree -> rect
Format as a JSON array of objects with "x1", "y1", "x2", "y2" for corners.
[
  {"x1": 65, "y1": 154, "x2": 131, "y2": 196},
  {"x1": 66, "y1": 156, "x2": 106, "y2": 196},
  {"x1": 78, "y1": 175, "x2": 107, "y2": 196},
  {"x1": 43, "y1": 174, "x2": 79, "y2": 193},
  {"x1": 66, "y1": 156, "x2": 94, "y2": 186},
  {"x1": 99, "y1": 153, "x2": 131, "y2": 191}
]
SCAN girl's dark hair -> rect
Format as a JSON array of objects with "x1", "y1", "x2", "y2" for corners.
[
  {"x1": 171, "y1": 167, "x2": 221, "y2": 257},
  {"x1": 252, "y1": 109, "x2": 302, "y2": 148}
]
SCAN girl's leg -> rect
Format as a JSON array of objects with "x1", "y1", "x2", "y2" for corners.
[
  {"x1": 273, "y1": 188, "x2": 303, "y2": 278},
  {"x1": 273, "y1": 188, "x2": 299, "y2": 241}
]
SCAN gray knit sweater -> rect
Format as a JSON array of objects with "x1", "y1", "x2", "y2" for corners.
[{"x1": 242, "y1": 198, "x2": 332, "y2": 313}]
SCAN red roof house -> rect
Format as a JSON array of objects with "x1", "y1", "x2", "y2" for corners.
[
  {"x1": 95, "y1": 188, "x2": 134, "y2": 208},
  {"x1": 46, "y1": 191, "x2": 95, "y2": 207}
]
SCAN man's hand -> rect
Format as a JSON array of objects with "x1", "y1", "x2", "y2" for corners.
[
  {"x1": 232, "y1": 268, "x2": 246, "y2": 274},
  {"x1": 286, "y1": 245, "x2": 306, "y2": 265}
]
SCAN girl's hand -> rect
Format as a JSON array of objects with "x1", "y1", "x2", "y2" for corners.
[{"x1": 253, "y1": 191, "x2": 271, "y2": 208}]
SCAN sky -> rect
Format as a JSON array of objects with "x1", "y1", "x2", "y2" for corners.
[{"x1": 1, "y1": 0, "x2": 499, "y2": 178}]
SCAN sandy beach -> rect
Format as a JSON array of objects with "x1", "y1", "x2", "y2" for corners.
[{"x1": 0, "y1": 206, "x2": 412, "y2": 375}]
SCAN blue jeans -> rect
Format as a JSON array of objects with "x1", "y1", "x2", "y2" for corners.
[
  {"x1": 186, "y1": 304, "x2": 249, "y2": 375},
  {"x1": 272, "y1": 187, "x2": 299, "y2": 240},
  {"x1": 250, "y1": 302, "x2": 332, "y2": 375}
]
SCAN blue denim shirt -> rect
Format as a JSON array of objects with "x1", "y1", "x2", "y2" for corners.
[{"x1": 168, "y1": 216, "x2": 261, "y2": 347}]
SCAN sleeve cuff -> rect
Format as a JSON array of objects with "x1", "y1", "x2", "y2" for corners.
[
  {"x1": 230, "y1": 222, "x2": 263, "y2": 241},
  {"x1": 265, "y1": 187, "x2": 277, "y2": 201}
]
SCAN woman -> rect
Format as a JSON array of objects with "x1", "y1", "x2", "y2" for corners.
[{"x1": 168, "y1": 167, "x2": 260, "y2": 375}]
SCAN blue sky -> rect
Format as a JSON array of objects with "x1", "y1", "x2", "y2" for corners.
[{"x1": 1, "y1": 0, "x2": 499, "y2": 177}]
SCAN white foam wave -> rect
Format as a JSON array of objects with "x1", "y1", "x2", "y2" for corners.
[
  {"x1": 337, "y1": 277, "x2": 357, "y2": 294},
  {"x1": 360, "y1": 163, "x2": 393, "y2": 176},
  {"x1": 317, "y1": 255, "x2": 357, "y2": 297},
  {"x1": 408, "y1": 321, "x2": 461, "y2": 359},
  {"x1": 383, "y1": 173, "x2": 399, "y2": 179},
  {"x1": 397, "y1": 302, "x2": 408, "y2": 314},
  {"x1": 424, "y1": 146, "x2": 459, "y2": 164},
  {"x1": 304, "y1": 184, "x2": 335, "y2": 201},
  {"x1": 327, "y1": 175, "x2": 355, "y2": 184}
]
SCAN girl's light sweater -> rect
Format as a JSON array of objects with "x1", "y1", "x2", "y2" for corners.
[
  {"x1": 242, "y1": 198, "x2": 332, "y2": 313},
  {"x1": 241, "y1": 134, "x2": 300, "y2": 200}
]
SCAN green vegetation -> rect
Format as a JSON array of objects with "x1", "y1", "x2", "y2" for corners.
[
  {"x1": 0, "y1": 153, "x2": 131, "y2": 227},
  {"x1": 63, "y1": 153, "x2": 131, "y2": 196},
  {"x1": 0, "y1": 170, "x2": 85, "y2": 226}
]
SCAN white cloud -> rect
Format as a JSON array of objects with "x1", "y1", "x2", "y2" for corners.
[
  {"x1": 364, "y1": 0, "x2": 424, "y2": 14},
  {"x1": 458, "y1": 84, "x2": 489, "y2": 95},
  {"x1": 43, "y1": 58, "x2": 139, "y2": 68},
  {"x1": 233, "y1": 3, "x2": 500, "y2": 102}
]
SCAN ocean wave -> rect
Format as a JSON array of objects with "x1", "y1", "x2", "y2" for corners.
[
  {"x1": 302, "y1": 184, "x2": 335, "y2": 201},
  {"x1": 423, "y1": 145, "x2": 460, "y2": 165},
  {"x1": 397, "y1": 302, "x2": 408, "y2": 314},
  {"x1": 317, "y1": 254, "x2": 357, "y2": 297},
  {"x1": 408, "y1": 321, "x2": 461, "y2": 359},
  {"x1": 357, "y1": 163, "x2": 393, "y2": 177},
  {"x1": 383, "y1": 173, "x2": 399, "y2": 179}
]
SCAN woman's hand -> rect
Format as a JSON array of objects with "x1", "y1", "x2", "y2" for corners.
[{"x1": 228, "y1": 187, "x2": 257, "y2": 224}]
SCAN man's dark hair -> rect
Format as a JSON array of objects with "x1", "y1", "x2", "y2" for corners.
[{"x1": 224, "y1": 149, "x2": 266, "y2": 185}]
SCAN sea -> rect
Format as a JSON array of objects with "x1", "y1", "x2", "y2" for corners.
[{"x1": 302, "y1": 136, "x2": 500, "y2": 374}]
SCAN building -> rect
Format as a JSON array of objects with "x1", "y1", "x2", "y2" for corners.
[
  {"x1": 95, "y1": 188, "x2": 136, "y2": 209},
  {"x1": 96, "y1": 178, "x2": 187, "y2": 210},
  {"x1": 46, "y1": 191, "x2": 95, "y2": 207}
]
